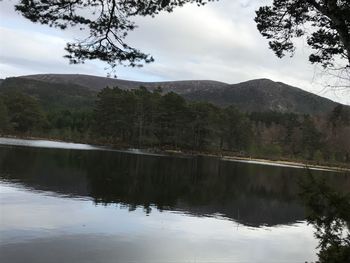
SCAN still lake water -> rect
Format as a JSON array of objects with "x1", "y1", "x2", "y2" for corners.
[{"x1": 0, "y1": 138, "x2": 349, "y2": 262}]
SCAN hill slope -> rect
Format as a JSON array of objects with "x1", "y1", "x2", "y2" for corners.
[
  {"x1": 0, "y1": 77, "x2": 96, "y2": 110},
  {"x1": 20, "y1": 74, "x2": 229, "y2": 94},
  {"x1": 183, "y1": 79, "x2": 338, "y2": 113},
  {"x1": 0, "y1": 74, "x2": 342, "y2": 114}
]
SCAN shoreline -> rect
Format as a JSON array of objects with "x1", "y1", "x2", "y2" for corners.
[
  {"x1": 1, "y1": 135, "x2": 349, "y2": 173},
  {"x1": 221, "y1": 156, "x2": 349, "y2": 172}
]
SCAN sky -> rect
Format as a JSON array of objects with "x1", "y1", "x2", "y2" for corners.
[{"x1": 0, "y1": 0, "x2": 349, "y2": 105}]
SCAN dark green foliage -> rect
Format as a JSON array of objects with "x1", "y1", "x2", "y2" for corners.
[
  {"x1": 249, "y1": 111, "x2": 300, "y2": 128},
  {"x1": 222, "y1": 106, "x2": 252, "y2": 151},
  {"x1": 0, "y1": 97, "x2": 10, "y2": 133},
  {"x1": 255, "y1": 0, "x2": 350, "y2": 68},
  {"x1": 47, "y1": 109, "x2": 93, "y2": 139},
  {"x1": 0, "y1": 86, "x2": 349, "y2": 165},
  {"x1": 300, "y1": 174, "x2": 350, "y2": 263},
  {"x1": 94, "y1": 87, "x2": 190, "y2": 147},
  {"x1": 94, "y1": 87, "x2": 136, "y2": 141},
  {"x1": 0, "y1": 90, "x2": 93, "y2": 138},
  {"x1": 330, "y1": 104, "x2": 350, "y2": 128},
  {"x1": 0, "y1": 77, "x2": 96, "y2": 111},
  {"x1": 1, "y1": 76, "x2": 342, "y2": 115},
  {"x1": 2, "y1": 92, "x2": 47, "y2": 133},
  {"x1": 155, "y1": 92, "x2": 189, "y2": 147},
  {"x1": 132, "y1": 87, "x2": 162, "y2": 146},
  {"x1": 92, "y1": 86, "x2": 350, "y2": 164},
  {"x1": 301, "y1": 117, "x2": 323, "y2": 160},
  {"x1": 93, "y1": 87, "x2": 253, "y2": 151},
  {"x1": 188, "y1": 102, "x2": 220, "y2": 149}
]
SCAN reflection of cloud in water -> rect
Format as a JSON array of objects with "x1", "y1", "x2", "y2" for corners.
[
  {"x1": 0, "y1": 137, "x2": 101, "y2": 150},
  {"x1": 0, "y1": 137, "x2": 343, "y2": 170},
  {"x1": 1, "y1": 139, "x2": 342, "y2": 262},
  {"x1": 224, "y1": 158, "x2": 338, "y2": 172},
  {"x1": 0, "y1": 184, "x2": 318, "y2": 263},
  {"x1": 0, "y1": 138, "x2": 348, "y2": 262},
  {"x1": 0, "y1": 137, "x2": 165, "y2": 157}
]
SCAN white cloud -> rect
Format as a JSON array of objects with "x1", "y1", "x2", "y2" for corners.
[
  {"x1": 0, "y1": 0, "x2": 349, "y2": 104},
  {"x1": 0, "y1": 26, "x2": 105, "y2": 76}
]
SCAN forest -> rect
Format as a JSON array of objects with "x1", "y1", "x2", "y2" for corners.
[{"x1": 0, "y1": 87, "x2": 349, "y2": 167}]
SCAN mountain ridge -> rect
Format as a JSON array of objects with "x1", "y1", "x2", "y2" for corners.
[
  {"x1": 20, "y1": 73, "x2": 230, "y2": 94},
  {"x1": 0, "y1": 73, "x2": 344, "y2": 114}
]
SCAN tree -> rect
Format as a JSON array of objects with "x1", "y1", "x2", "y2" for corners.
[
  {"x1": 327, "y1": 105, "x2": 350, "y2": 162},
  {"x1": 155, "y1": 92, "x2": 189, "y2": 147},
  {"x1": 329, "y1": 105, "x2": 350, "y2": 130},
  {"x1": 2, "y1": 92, "x2": 47, "y2": 133},
  {"x1": 14, "y1": 0, "x2": 215, "y2": 69},
  {"x1": 94, "y1": 87, "x2": 136, "y2": 142},
  {"x1": 301, "y1": 116, "x2": 323, "y2": 160},
  {"x1": 132, "y1": 86, "x2": 161, "y2": 146},
  {"x1": 188, "y1": 102, "x2": 220, "y2": 150},
  {"x1": 300, "y1": 173, "x2": 350, "y2": 263},
  {"x1": 255, "y1": 0, "x2": 350, "y2": 69},
  {"x1": 0, "y1": 97, "x2": 10, "y2": 133},
  {"x1": 222, "y1": 106, "x2": 252, "y2": 152}
]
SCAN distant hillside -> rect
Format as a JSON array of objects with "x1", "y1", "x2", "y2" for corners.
[
  {"x1": 183, "y1": 79, "x2": 338, "y2": 114},
  {"x1": 0, "y1": 73, "x2": 343, "y2": 114},
  {"x1": 0, "y1": 77, "x2": 95, "y2": 110},
  {"x1": 20, "y1": 73, "x2": 229, "y2": 94}
]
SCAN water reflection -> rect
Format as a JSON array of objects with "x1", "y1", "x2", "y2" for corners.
[
  {"x1": 1, "y1": 145, "x2": 349, "y2": 227},
  {"x1": 0, "y1": 137, "x2": 104, "y2": 150},
  {"x1": 0, "y1": 184, "x2": 318, "y2": 263}
]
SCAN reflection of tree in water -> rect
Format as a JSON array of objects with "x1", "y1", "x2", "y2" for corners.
[
  {"x1": 78, "y1": 150, "x2": 307, "y2": 226},
  {"x1": 300, "y1": 173, "x2": 350, "y2": 262},
  {"x1": 1, "y1": 146, "x2": 350, "y2": 228}
]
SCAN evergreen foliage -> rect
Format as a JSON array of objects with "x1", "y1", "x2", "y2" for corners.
[
  {"x1": 301, "y1": 174, "x2": 350, "y2": 263},
  {"x1": 0, "y1": 87, "x2": 349, "y2": 165},
  {"x1": 255, "y1": 0, "x2": 350, "y2": 68},
  {"x1": 1, "y1": 92, "x2": 47, "y2": 133}
]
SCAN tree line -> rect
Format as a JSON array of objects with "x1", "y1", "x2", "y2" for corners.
[{"x1": 0, "y1": 87, "x2": 349, "y2": 165}]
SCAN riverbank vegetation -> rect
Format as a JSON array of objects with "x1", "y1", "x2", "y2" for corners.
[
  {"x1": 0, "y1": 87, "x2": 349, "y2": 167},
  {"x1": 301, "y1": 174, "x2": 350, "y2": 263}
]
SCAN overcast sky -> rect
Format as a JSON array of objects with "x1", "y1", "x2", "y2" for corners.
[{"x1": 0, "y1": 0, "x2": 349, "y2": 104}]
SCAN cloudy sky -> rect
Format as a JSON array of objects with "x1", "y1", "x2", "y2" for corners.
[{"x1": 0, "y1": 0, "x2": 349, "y2": 104}]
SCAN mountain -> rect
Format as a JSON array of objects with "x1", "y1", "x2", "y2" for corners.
[
  {"x1": 0, "y1": 73, "x2": 342, "y2": 114},
  {"x1": 184, "y1": 79, "x2": 339, "y2": 114},
  {"x1": 0, "y1": 77, "x2": 96, "y2": 110},
  {"x1": 20, "y1": 73, "x2": 229, "y2": 94}
]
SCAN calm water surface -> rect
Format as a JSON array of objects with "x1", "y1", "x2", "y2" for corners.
[{"x1": 0, "y1": 138, "x2": 349, "y2": 263}]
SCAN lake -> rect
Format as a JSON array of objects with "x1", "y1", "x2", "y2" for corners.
[{"x1": 0, "y1": 138, "x2": 349, "y2": 263}]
